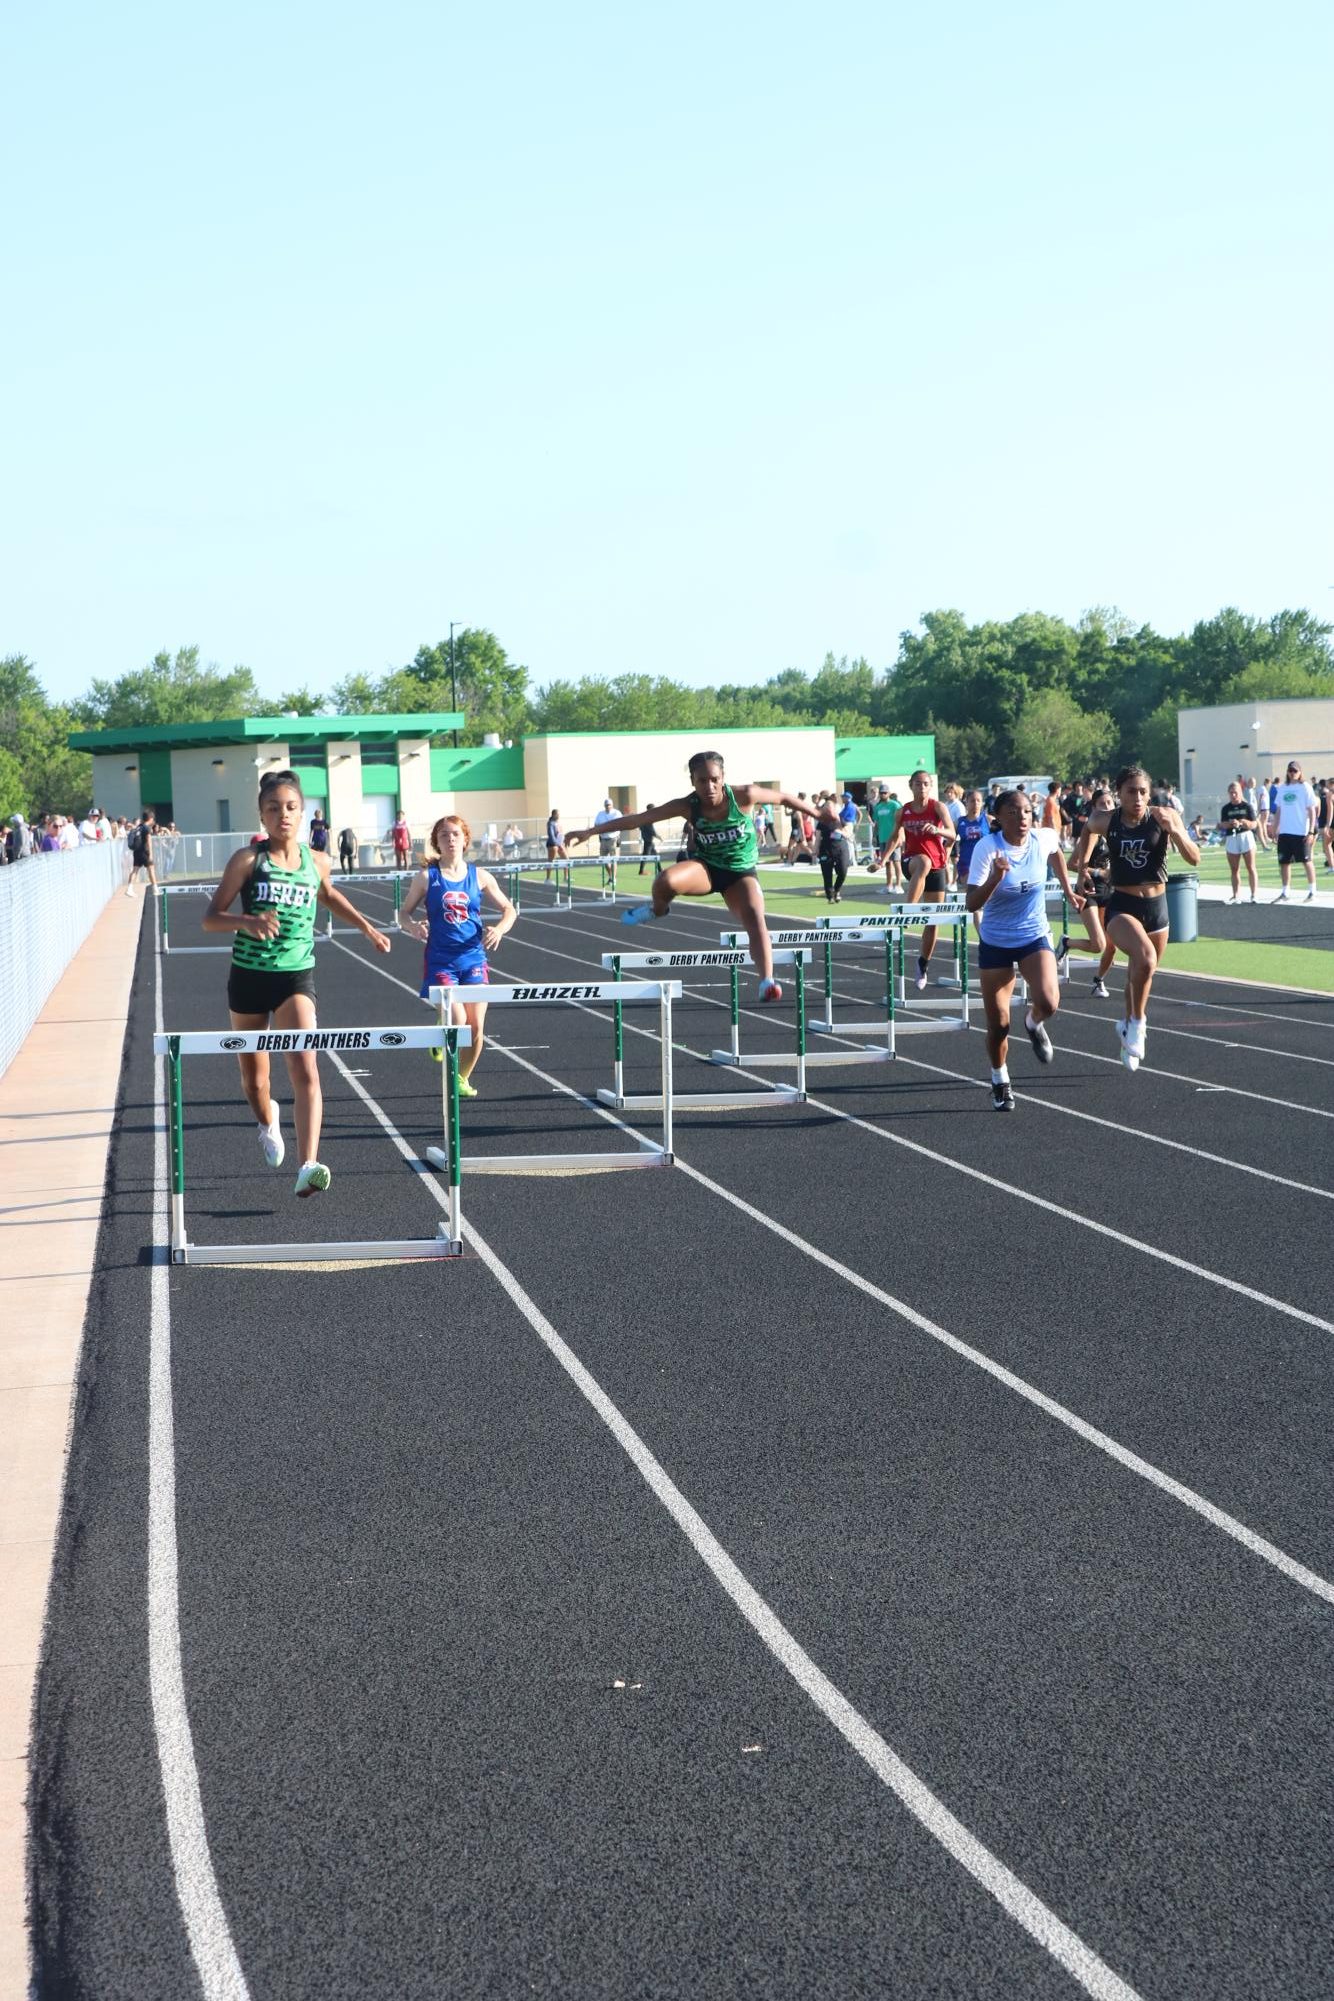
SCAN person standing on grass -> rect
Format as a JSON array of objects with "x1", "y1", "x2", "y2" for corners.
[
  {"x1": 392, "y1": 811, "x2": 412, "y2": 874},
  {"x1": 954, "y1": 789, "x2": 992, "y2": 904},
  {"x1": 565, "y1": 751, "x2": 815, "y2": 1002},
  {"x1": 638, "y1": 806, "x2": 659, "y2": 876},
  {"x1": 203, "y1": 770, "x2": 392, "y2": 1197},
  {"x1": 1269, "y1": 761, "x2": 1319, "y2": 901},
  {"x1": 1070, "y1": 764, "x2": 1200, "y2": 1073},
  {"x1": 815, "y1": 793, "x2": 850, "y2": 902},
  {"x1": 338, "y1": 826, "x2": 357, "y2": 875},
  {"x1": 1217, "y1": 781, "x2": 1260, "y2": 903},
  {"x1": 877, "y1": 770, "x2": 956, "y2": 990},
  {"x1": 966, "y1": 789, "x2": 1084, "y2": 1110},
  {"x1": 398, "y1": 814, "x2": 517, "y2": 1099},
  {"x1": 868, "y1": 786, "x2": 901, "y2": 891},
  {"x1": 1317, "y1": 777, "x2": 1334, "y2": 873},
  {"x1": 545, "y1": 808, "x2": 567, "y2": 880}
]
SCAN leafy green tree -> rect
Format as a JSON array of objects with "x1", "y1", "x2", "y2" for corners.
[
  {"x1": 1011, "y1": 687, "x2": 1115, "y2": 778},
  {"x1": 328, "y1": 672, "x2": 380, "y2": 712},
  {"x1": 76, "y1": 647, "x2": 262, "y2": 729},
  {"x1": 0, "y1": 655, "x2": 92, "y2": 816},
  {"x1": 0, "y1": 745, "x2": 29, "y2": 821}
]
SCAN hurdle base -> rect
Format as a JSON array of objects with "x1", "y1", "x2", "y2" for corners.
[
  {"x1": 426, "y1": 1143, "x2": 672, "y2": 1175},
  {"x1": 711, "y1": 1047, "x2": 891, "y2": 1068},
  {"x1": 596, "y1": 1086, "x2": 802, "y2": 1111},
  {"x1": 175, "y1": 1235, "x2": 463, "y2": 1266}
]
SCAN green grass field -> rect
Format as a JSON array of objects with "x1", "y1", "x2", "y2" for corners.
[{"x1": 547, "y1": 858, "x2": 1334, "y2": 995}]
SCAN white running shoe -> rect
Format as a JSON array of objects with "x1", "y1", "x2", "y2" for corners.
[
  {"x1": 1305, "y1": 889, "x2": 1316, "y2": 902},
  {"x1": 294, "y1": 1162, "x2": 331, "y2": 1197},
  {"x1": 1125, "y1": 1018, "x2": 1147, "y2": 1059},
  {"x1": 258, "y1": 1115, "x2": 284, "y2": 1168},
  {"x1": 1275, "y1": 891, "x2": 1289, "y2": 903},
  {"x1": 1091, "y1": 977, "x2": 1110, "y2": 998},
  {"x1": 1227, "y1": 894, "x2": 1238, "y2": 905},
  {"x1": 1117, "y1": 1021, "x2": 1140, "y2": 1072}
]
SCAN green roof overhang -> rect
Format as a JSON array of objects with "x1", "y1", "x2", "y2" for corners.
[{"x1": 68, "y1": 713, "x2": 466, "y2": 753}]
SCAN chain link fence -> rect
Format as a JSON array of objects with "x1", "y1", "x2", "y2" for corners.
[{"x1": 0, "y1": 843, "x2": 129, "y2": 1083}]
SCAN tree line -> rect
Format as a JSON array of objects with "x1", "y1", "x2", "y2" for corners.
[{"x1": 4, "y1": 605, "x2": 1330, "y2": 820}]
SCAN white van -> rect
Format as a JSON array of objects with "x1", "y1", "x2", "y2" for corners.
[{"x1": 987, "y1": 774, "x2": 1055, "y2": 797}]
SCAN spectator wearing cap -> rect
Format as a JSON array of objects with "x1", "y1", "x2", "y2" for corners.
[
  {"x1": 594, "y1": 799, "x2": 619, "y2": 856},
  {"x1": 838, "y1": 790, "x2": 859, "y2": 854},
  {"x1": 1269, "y1": 761, "x2": 1319, "y2": 902}
]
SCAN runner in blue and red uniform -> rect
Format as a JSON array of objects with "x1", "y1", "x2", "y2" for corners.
[{"x1": 398, "y1": 814, "x2": 517, "y2": 1097}]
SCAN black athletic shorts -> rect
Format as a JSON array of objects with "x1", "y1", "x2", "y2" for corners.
[
  {"x1": 1106, "y1": 890, "x2": 1167, "y2": 933},
  {"x1": 913, "y1": 866, "x2": 949, "y2": 893},
  {"x1": 703, "y1": 862, "x2": 758, "y2": 897},
  {"x1": 1277, "y1": 832, "x2": 1312, "y2": 865},
  {"x1": 227, "y1": 964, "x2": 317, "y2": 1017}
]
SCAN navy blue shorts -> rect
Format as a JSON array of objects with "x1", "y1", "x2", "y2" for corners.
[{"x1": 977, "y1": 935, "x2": 1053, "y2": 971}]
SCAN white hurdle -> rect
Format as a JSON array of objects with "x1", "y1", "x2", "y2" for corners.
[
  {"x1": 718, "y1": 928, "x2": 896, "y2": 1067},
  {"x1": 154, "y1": 1021, "x2": 471, "y2": 1265},
  {"x1": 597, "y1": 949, "x2": 812, "y2": 1110},
  {"x1": 158, "y1": 872, "x2": 412, "y2": 954},
  {"x1": 424, "y1": 980, "x2": 682, "y2": 1176}
]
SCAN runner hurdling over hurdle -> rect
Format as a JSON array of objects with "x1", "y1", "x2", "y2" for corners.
[
  {"x1": 397, "y1": 814, "x2": 517, "y2": 1097},
  {"x1": 202, "y1": 769, "x2": 392, "y2": 1197},
  {"x1": 565, "y1": 751, "x2": 811, "y2": 1001}
]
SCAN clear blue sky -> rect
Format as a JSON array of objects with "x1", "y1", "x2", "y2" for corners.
[{"x1": 5, "y1": 0, "x2": 1331, "y2": 707}]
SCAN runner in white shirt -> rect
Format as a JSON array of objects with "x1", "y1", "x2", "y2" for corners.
[
  {"x1": 966, "y1": 789, "x2": 1084, "y2": 1110},
  {"x1": 1269, "y1": 761, "x2": 1318, "y2": 901}
]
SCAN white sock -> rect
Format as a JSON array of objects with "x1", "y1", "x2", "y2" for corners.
[
  {"x1": 1025, "y1": 1009, "x2": 1039, "y2": 1034},
  {"x1": 991, "y1": 1066, "x2": 1009, "y2": 1085}
]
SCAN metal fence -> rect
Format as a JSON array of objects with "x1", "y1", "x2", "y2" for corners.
[{"x1": 0, "y1": 843, "x2": 129, "y2": 1083}]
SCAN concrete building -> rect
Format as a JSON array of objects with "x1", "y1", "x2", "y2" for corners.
[
  {"x1": 1177, "y1": 698, "x2": 1334, "y2": 809},
  {"x1": 69, "y1": 715, "x2": 936, "y2": 847}
]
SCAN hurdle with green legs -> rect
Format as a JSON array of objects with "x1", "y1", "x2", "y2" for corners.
[
  {"x1": 154, "y1": 1021, "x2": 468, "y2": 1264},
  {"x1": 716, "y1": 927, "x2": 903, "y2": 1065},
  {"x1": 597, "y1": 949, "x2": 811, "y2": 1109},
  {"x1": 424, "y1": 980, "x2": 681, "y2": 1174}
]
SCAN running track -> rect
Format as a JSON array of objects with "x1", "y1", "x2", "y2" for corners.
[{"x1": 28, "y1": 881, "x2": 1334, "y2": 1999}]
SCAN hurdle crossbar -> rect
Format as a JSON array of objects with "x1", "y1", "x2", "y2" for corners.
[
  {"x1": 597, "y1": 950, "x2": 810, "y2": 1109},
  {"x1": 720, "y1": 928, "x2": 896, "y2": 1064},
  {"x1": 424, "y1": 980, "x2": 681, "y2": 1175},
  {"x1": 152, "y1": 1022, "x2": 469, "y2": 1265},
  {"x1": 158, "y1": 875, "x2": 407, "y2": 953}
]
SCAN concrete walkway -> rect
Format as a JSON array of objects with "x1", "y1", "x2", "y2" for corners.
[{"x1": 0, "y1": 885, "x2": 145, "y2": 1998}]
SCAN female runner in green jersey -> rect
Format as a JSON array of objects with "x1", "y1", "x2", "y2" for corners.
[
  {"x1": 567, "y1": 751, "x2": 814, "y2": 1000},
  {"x1": 203, "y1": 771, "x2": 392, "y2": 1197}
]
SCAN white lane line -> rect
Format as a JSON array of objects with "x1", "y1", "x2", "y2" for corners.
[
  {"x1": 1153, "y1": 993, "x2": 1334, "y2": 1033},
  {"x1": 319, "y1": 1037, "x2": 1143, "y2": 2001},
  {"x1": 151, "y1": 938, "x2": 251, "y2": 1995},
  {"x1": 550, "y1": 912, "x2": 1334, "y2": 1123},
  {"x1": 478, "y1": 926, "x2": 1334, "y2": 1205},
  {"x1": 335, "y1": 942, "x2": 1334, "y2": 1608},
  {"x1": 1058, "y1": 1004, "x2": 1334, "y2": 1071}
]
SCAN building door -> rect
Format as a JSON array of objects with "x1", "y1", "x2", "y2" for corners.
[
  {"x1": 216, "y1": 800, "x2": 231, "y2": 833},
  {"x1": 610, "y1": 785, "x2": 636, "y2": 815}
]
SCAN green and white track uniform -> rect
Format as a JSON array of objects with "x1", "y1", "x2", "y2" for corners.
[
  {"x1": 231, "y1": 843, "x2": 321, "y2": 973},
  {"x1": 689, "y1": 785, "x2": 759, "y2": 875}
]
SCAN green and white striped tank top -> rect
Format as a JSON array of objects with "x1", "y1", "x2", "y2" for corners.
[{"x1": 231, "y1": 843, "x2": 321, "y2": 973}]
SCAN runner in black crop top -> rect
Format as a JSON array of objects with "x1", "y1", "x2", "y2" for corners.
[
  {"x1": 1070, "y1": 767, "x2": 1199, "y2": 1074},
  {"x1": 1105, "y1": 806, "x2": 1170, "y2": 887}
]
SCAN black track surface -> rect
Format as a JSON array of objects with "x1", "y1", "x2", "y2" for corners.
[{"x1": 28, "y1": 883, "x2": 1334, "y2": 1999}]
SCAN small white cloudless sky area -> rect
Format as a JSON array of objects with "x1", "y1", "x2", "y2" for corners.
[{"x1": 4, "y1": 0, "x2": 1332, "y2": 704}]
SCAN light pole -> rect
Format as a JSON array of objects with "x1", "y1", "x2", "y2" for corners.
[{"x1": 448, "y1": 622, "x2": 464, "y2": 747}]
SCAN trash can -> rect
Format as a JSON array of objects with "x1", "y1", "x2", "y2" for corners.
[
  {"x1": 1165, "y1": 874, "x2": 1198, "y2": 944},
  {"x1": 358, "y1": 840, "x2": 378, "y2": 871}
]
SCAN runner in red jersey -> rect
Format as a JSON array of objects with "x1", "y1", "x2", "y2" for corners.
[{"x1": 879, "y1": 769, "x2": 957, "y2": 988}]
